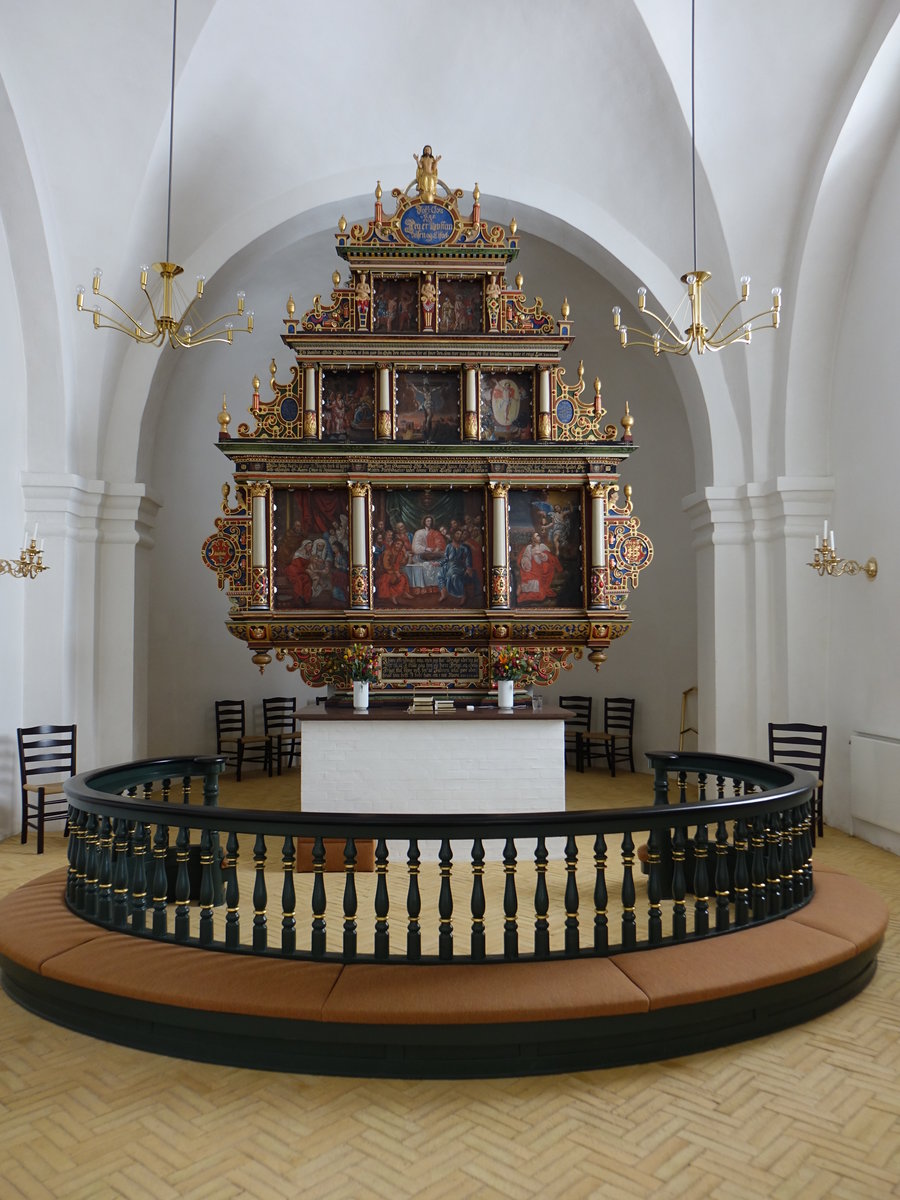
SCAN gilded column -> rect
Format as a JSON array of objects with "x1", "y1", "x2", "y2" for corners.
[
  {"x1": 464, "y1": 366, "x2": 478, "y2": 440},
  {"x1": 349, "y1": 481, "x2": 370, "y2": 608},
  {"x1": 537, "y1": 368, "x2": 551, "y2": 441},
  {"x1": 303, "y1": 366, "x2": 317, "y2": 438},
  {"x1": 249, "y1": 482, "x2": 271, "y2": 610},
  {"x1": 377, "y1": 367, "x2": 392, "y2": 439},
  {"x1": 588, "y1": 482, "x2": 608, "y2": 609},
  {"x1": 489, "y1": 481, "x2": 510, "y2": 608}
]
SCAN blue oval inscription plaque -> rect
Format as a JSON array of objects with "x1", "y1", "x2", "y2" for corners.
[{"x1": 400, "y1": 203, "x2": 455, "y2": 246}]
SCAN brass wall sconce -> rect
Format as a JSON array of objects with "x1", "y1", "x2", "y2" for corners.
[
  {"x1": 808, "y1": 522, "x2": 877, "y2": 579},
  {"x1": 1, "y1": 528, "x2": 48, "y2": 580}
]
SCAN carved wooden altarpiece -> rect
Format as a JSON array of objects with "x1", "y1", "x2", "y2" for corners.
[{"x1": 202, "y1": 147, "x2": 652, "y2": 695}]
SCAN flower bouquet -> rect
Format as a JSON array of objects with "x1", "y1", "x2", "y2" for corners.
[
  {"x1": 338, "y1": 643, "x2": 380, "y2": 683},
  {"x1": 492, "y1": 645, "x2": 534, "y2": 683}
]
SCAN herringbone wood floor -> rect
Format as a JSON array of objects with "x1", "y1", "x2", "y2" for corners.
[{"x1": 1, "y1": 768, "x2": 898, "y2": 1199}]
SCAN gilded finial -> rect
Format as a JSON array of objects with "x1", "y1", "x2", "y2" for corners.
[
  {"x1": 622, "y1": 399, "x2": 634, "y2": 441},
  {"x1": 287, "y1": 295, "x2": 295, "y2": 317},
  {"x1": 252, "y1": 374, "x2": 260, "y2": 391},
  {"x1": 270, "y1": 358, "x2": 277, "y2": 378},
  {"x1": 332, "y1": 270, "x2": 341, "y2": 287},
  {"x1": 561, "y1": 297, "x2": 570, "y2": 320},
  {"x1": 578, "y1": 360, "x2": 585, "y2": 379},
  {"x1": 515, "y1": 272, "x2": 523, "y2": 291},
  {"x1": 375, "y1": 180, "x2": 382, "y2": 200},
  {"x1": 217, "y1": 393, "x2": 231, "y2": 432},
  {"x1": 594, "y1": 376, "x2": 601, "y2": 397},
  {"x1": 510, "y1": 217, "x2": 518, "y2": 236},
  {"x1": 338, "y1": 215, "x2": 347, "y2": 233},
  {"x1": 473, "y1": 182, "x2": 480, "y2": 202}
]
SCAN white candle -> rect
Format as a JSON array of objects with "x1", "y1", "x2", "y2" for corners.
[{"x1": 830, "y1": 531, "x2": 835, "y2": 552}]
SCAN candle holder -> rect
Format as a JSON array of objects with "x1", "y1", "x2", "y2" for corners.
[
  {"x1": 808, "y1": 525, "x2": 876, "y2": 579},
  {"x1": 1, "y1": 537, "x2": 48, "y2": 580}
]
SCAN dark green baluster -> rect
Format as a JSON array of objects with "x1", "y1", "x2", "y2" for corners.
[
  {"x1": 74, "y1": 809, "x2": 88, "y2": 911},
  {"x1": 714, "y1": 819, "x2": 730, "y2": 931},
  {"x1": 253, "y1": 833, "x2": 268, "y2": 952},
  {"x1": 151, "y1": 822, "x2": 169, "y2": 937},
  {"x1": 698, "y1": 771, "x2": 707, "y2": 803},
  {"x1": 671, "y1": 824, "x2": 687, "y2": 939},
  {"x1": 311, "y1": 835, "x2": 326, "y2": 958},
  {"x1": 282, "y1": 834, "x2": 297, "y2": 955},
  {"x1": 83, "y1": 812, "x2": 99, "y2": 919},
  {"x1": 406, "y1": 839, "x2": 421, "y2": 961},
  {"x1": 791, "y1": 806, "x2": 805, "y2": 900},
  {"x1": 342, "y1": 837, "x2": 358, "y2": 960},
  {"x1": 161, "y1": 777, "x2": 171, "y2": 805},
  {"x1": 564, "y1": 834, "x2": 579, "y2": 956},
  {"x1": 66, "y1": 809, "x2": 82, "y2": 902},
  {"x1": 678, "y1": 770, "x2": 687, "y2": 805},
  {"x1": 97, "y1": 815, "x2": 113, "y2": 923},
  {"x1": 751, "y1": 815, "x2": 767, "y2": 921},
  {"x1": 716, "y1": 774, "x2": 725, "y2": 800},
  {"x1": 224, "y1": 830, "x2": 240, "y2": 948},
  {"x1": 174, "y1": 824, "x2": 191, "y2": 941},
  {"x1": 438, "y1": 838, "x2": 454, "y2": 961},
  {"x1": 503, "y1": 836, "x2": 518, "y2": 960},
  {"x1": 766, "y1": 812, "x2": 782, "y2": 915},
  {"x1": 374, "y1": 839, "x2": 390, "y2": 961},
  {"x1": 112, "y1": 817, "x2": 130, "y2": 929},
  {"x1": 621, "y1": 831, "x2": 636, "y2": 949},
  {"x1": 130, "y1": 821, "x2": 148, "y2": 933},
  {"x1": 197, "y1": 829, "x2": 214, "y2": 944},
  {"x1": 470, "y1": 838, "x2": 486, "y2": 961},
  {"x1": 593, "y1": 833, "x2": 608, "y2": 952},
  {"x1": 781, "y1": 808, "x2": 795, "y2": 909},
  {"x1": 534, "y1": 837, "x2": 550, "y2": 958},
  {"x1": 646, "y1": 827, "x2": 662, "y2": 944},
  {"x1": 733, "y1": 818, "x2": 750, "y2": 926},
  {"x1": 182, "y1": 775, "x2": 191, "y2": 805},
  {"x1": 693, "y1": 823, "x2": 710, "y2": 936},
  {"x1": 201, "y1": 759, "x2": 224, "y2": 907},
  {"x1": 802, "y1": 801, "x2": 814, "y2": 895},
  {"x1": 653, "y1": 764, "x2": 669, "y2": 807}
]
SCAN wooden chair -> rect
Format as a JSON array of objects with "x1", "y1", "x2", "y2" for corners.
[
  {"x1": 576, "y1": 697, "x2": 636, "y2": 777},
  {"x1": 768, "y1": 722, "x2": 827, "y2": 842},
  {"x1": 559, "y1": 695, "x2": 592, "y2": 766},
  {"x1": 17, "y1": 724, "x2": 76, "y2": 854},
  {"x1": 215, "y1": 700, "x2": 273, "y2": 782},
  {"x1": 263, "y1": 696, "x2": 302, "y2": 774}
]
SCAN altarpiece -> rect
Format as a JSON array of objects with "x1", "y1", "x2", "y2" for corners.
[{"x1": 202, "y1": 147, "x2": 653, "y2": 694}]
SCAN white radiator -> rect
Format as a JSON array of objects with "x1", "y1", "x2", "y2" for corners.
[{"x1": 849, "y1": 733, "x2": 900, "y2": 835}]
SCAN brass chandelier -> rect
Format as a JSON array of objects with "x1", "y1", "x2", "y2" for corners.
[
  {"x1": 76, "y1": 0, "x2": 252, "y2": 349},
  {"x1": 612, "y1": 0, "x2": 781, "y2": 356}
]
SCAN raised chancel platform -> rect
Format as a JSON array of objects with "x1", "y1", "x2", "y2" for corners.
[{"x1": 0, "y1": 865, "x2": 887, "y2": 1078}]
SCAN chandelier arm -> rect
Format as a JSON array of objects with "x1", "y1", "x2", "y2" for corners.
[
  {"x1": 181, "y1": 308, "x2": 249, "y2": 340},
  {"x1": 88, "y1": 290, "x2": 160, "y2": 341},
  {"x1": 705, "y1": 303, "x2": 780, "y2": 349},
  {"x1": 620, "y1": 328, "x2": 691, "y2": 355},
  {"x1": 639, "y1": 305, "x2": 690, "y2": 346}
]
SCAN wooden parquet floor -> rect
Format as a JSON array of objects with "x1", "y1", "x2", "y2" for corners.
[{"x1": 1, "y1": 768, "x2": 898, "y2": 1199}]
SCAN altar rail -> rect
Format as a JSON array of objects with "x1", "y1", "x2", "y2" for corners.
[{"x1": 62, "y1": 751, "x2": 816, "y2": 964}]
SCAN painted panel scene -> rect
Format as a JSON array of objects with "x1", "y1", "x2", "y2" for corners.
[
  {"x1": 480, "y1": 371, "x2": 534, "y2": 441},
  {"x1": 372, "y1": 488, "x2": 485, "y2": 609},
  {"x1": 438, "y1": 278, "x2": 483, "y2": 333},
  {"x1": 273, "y1": 489, "x2": 351, "y2": 610},
  {"x1": 509, "y1": 488, "x2": 583, "y2": 608},
  {"x1": 372, "y1": 278, "x2": 419, "y2": 333},
  {"x1": 396, "y1": 372, "x2": 461, "y2": 443},
  {"x1": 321, "y1": 370, "x2": 375, "y2": 442}
]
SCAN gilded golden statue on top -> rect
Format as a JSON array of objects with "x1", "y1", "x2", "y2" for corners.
[{"x1": 413, "y1": 144, "x2": 442, "y2": 203}]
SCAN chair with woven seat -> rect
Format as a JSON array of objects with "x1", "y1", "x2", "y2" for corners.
[
  {"x1": 17, "y1": 724, "x2": 77, "y2": 854},
  {"x1": 575, "y1": 697, "x2": 636, "y2": 777},
  {"x1": 215, "y1": 700, "x2": 273, "y2": 782},
  {"x1": 263, "y1": 696, "x2": 302, "y2": 774},
  {"x1": 559, "y1": 695, "x2": 592, "y2": 767},
  {"x1": 768, "y1": 722, "x2": 827, "y2": 843}
]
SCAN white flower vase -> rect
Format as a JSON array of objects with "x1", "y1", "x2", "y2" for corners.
[
  {"x1": 353, "y1": 680, "x2": 369, "y2": 712},
  {"x1": 497, "y1": 679, "x2": 515, "y2": 710}
]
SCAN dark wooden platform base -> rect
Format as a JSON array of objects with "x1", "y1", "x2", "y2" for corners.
[{"x1": 0, "y1": 868, "x2": 887, "y2": 1079}]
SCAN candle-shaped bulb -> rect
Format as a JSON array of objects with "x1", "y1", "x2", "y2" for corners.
[
  {"x1": 740, "y1": 275, "x2": 750, "y2": 300},
  {"x1": 612, "y1": 305, "x2": 621, "y2": 329},
  {"x1": 76, "y1": 286, "x2": 85, "y2": 310},
  {"x1": 92, "y1": 269, "x2": 102, "y2": 293}
]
